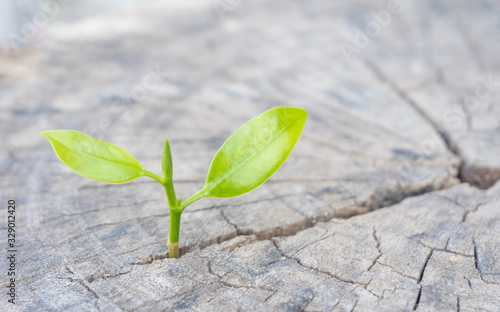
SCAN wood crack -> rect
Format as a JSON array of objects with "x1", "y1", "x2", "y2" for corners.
[
  {"x1": 417, "y1": 249, "x2": 434, "y2": 284},
  {"x1": 363, "y1": 59, "x2": 464, "y2": 183},
  {"x1": 271, "y1": 240, "x2": 369, "y2": 287},
  {"x1": 367, "y1": 228, "x2": 382, "y2": 271}
]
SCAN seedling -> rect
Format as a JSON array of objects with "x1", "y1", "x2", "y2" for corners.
[{"x1": 40, "y1": 107, "x2": 307, "y2": 258}]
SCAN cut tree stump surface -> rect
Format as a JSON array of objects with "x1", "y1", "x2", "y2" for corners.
[{"x1": 0, "y1": 0, "x2": 499, "y2": 311}]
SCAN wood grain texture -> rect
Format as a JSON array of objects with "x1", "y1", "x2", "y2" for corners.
[{"x1": 0, "y1": 0, "x2": 499, "y2": 310}]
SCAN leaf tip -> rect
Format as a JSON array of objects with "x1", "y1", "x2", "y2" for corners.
[
  {"x1": 275, "y1": 106, "x2": 308, "y2": 120},
  {"x1": 162, "y1": 135, "x2": 174, "y2": 180},
  {"x1": 39, "y1": 130, "x2": 59, "y2": 138},
  {"x1": 292, "y1": 106, "x2": 308, "y2": 117},
  {"x1": 39, "y1": 131, "x2": 55, "y2": 141}
]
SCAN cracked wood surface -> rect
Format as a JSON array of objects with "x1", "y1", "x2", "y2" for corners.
[
  {"x1": 1, "y1": 184, "x2": 499, "y2": 311},
  {"x1": 0, "y1": 0, "x2": 499, "y2": 311},
  {"x1": 362, "y1": 0, "x2": 500, "y2": 189}
]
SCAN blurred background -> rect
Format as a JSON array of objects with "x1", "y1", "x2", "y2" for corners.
[
  {"x1": 1, "y1": 0, "x2": 500, "y2": 223},
  {"x1": 1, "y1": 0, "x2": 500, "y2": 210},
  {"x1": 1, "y1": 0, "x2": 142, "y2": 43}
]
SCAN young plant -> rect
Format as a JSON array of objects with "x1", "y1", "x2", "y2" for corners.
[{"x1": 40, "y1": 107, "x2": 307, "y2": 258}]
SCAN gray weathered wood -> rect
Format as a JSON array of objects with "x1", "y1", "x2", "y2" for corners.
[
  {"x1": 0, "y1": 0, "x2": 499, "y2": 310},
  {"x1": 2, "y1": 183, "x2": 498, "y2": 311},
  {"x1": 362, "y1": 0, "x2": 500, "y2": 189}
]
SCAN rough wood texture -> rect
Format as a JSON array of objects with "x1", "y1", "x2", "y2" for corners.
[
  {"x1": 2, "y1": 184, "x2": 499, "y2": 311},
  {"x1": 1, "y1": 0, "x2": 499, "y2": 311},
  {"x1": 362, "y1": 0, "x2": 500, "y2": 189}
]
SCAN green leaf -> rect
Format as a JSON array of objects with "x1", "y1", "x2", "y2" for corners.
[
  {"x1": 40, "y1": 130, "x2": 144, "y2": 183},
  {"x1": 162, "y1": 136, "x2": 173, "y2": 180},
  {"x1": 203, "y1": 106, "x2": 307, "y2": 198}
]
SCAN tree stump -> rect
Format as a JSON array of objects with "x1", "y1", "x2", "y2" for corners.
[{"x1": 1, "y1": 0, "x2": 499, "y2": 310}]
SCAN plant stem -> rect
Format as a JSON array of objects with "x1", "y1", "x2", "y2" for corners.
[
  {"x1": 178, "y1": 189, "x2": 205, "y2": 212},
  {"x1": 164, "y1": 180, "x2": 178, "y2": 209},
  {"x1": 143, "y1": 170, "x2": 163, "y2": 184},
  {"x1": 167, "y1": 188, "x2": 205, "y2": 259},
  {"x1": 168, "y1": 208, "x2": 181, "y2": 259},
  {"x1": 163, "y1": 180, "x2": 181, "y2": 259},
  {"x1": 143, "y1": 169, "x2": 205, "y2": 259}
]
